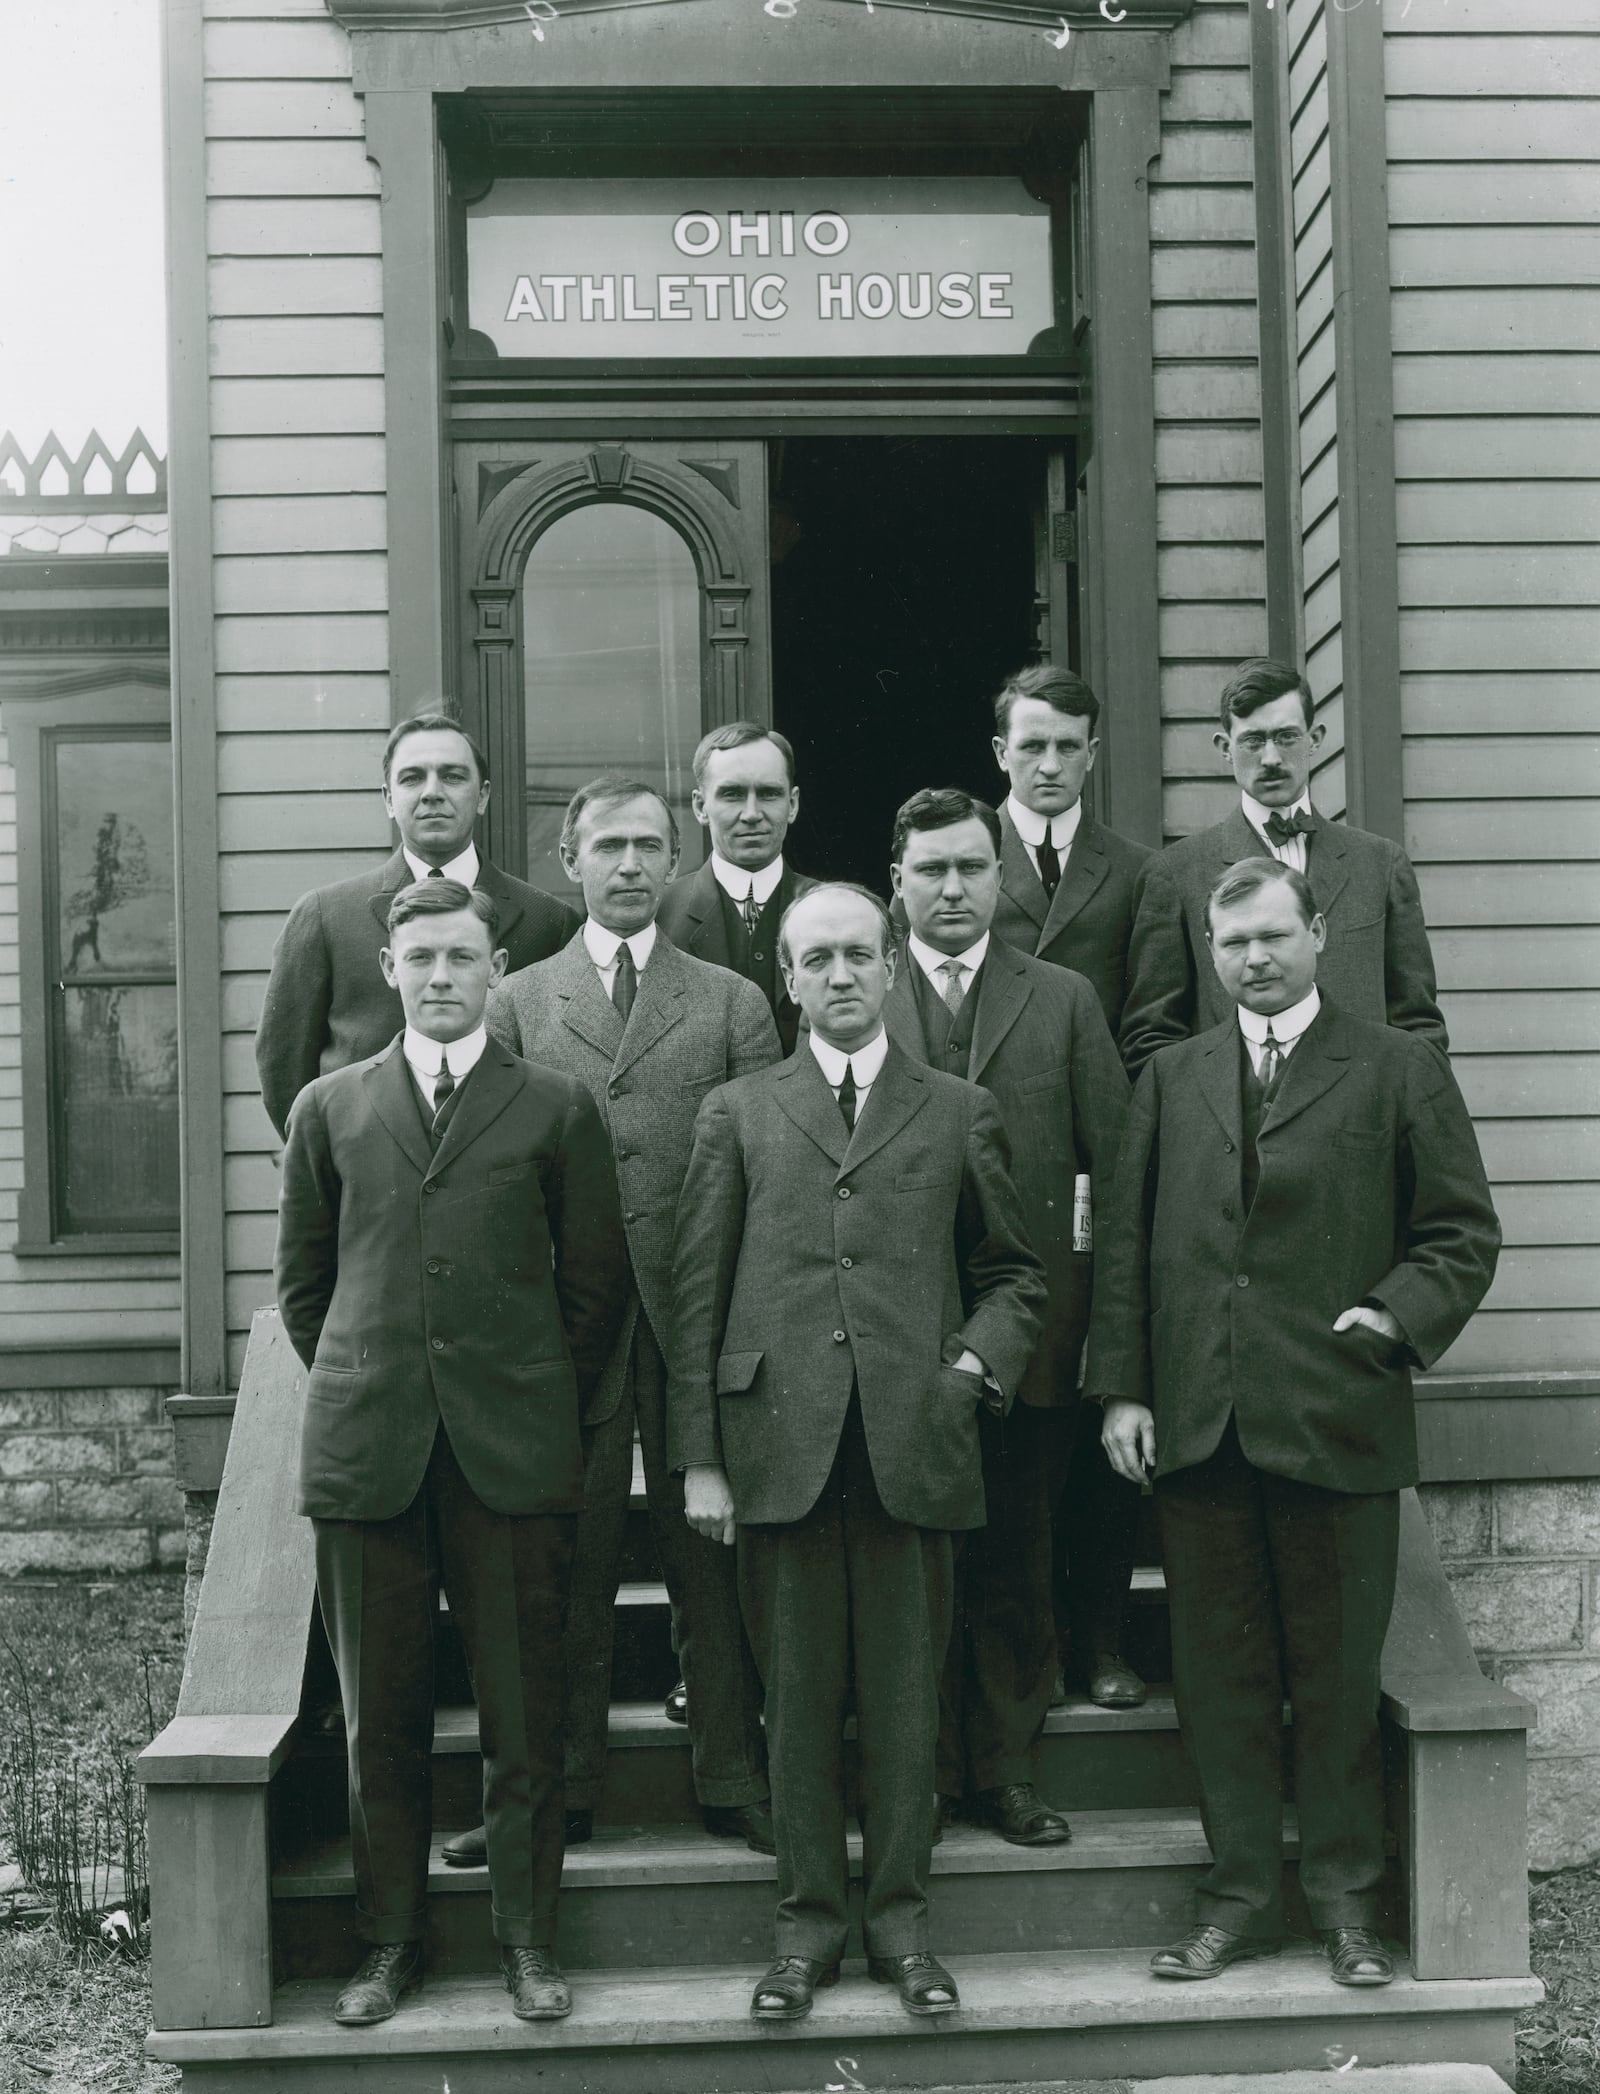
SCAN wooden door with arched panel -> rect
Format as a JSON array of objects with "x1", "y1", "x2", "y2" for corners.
[{"x1": 455, "y1": 439, "x2": 771, "y2": 890}]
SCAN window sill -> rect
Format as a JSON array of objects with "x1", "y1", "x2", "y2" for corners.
[{"x1": 11, "y1": 1233, "x2": 181, "y2": 1260}]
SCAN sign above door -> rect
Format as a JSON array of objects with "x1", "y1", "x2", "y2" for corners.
[{"x1": 466, "y1": 177, "x2": 1056, "y2": 358}]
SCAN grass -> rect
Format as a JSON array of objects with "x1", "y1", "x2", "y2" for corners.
[
  {"x1": 0, "y1": 1571, "x2": 1596, "y2": 2090},
  {"x1": 0, "y1": 1575, "x2": 185, "y2": 2094}
]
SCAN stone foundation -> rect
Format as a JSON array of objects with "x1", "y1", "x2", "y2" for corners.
[
  {"x1": 1424, "y1": 1479, "x2": 1600, "y2": 1873},
  {"x1": 0, "y1": 1385, "x2": 183, "y2": 1574}
]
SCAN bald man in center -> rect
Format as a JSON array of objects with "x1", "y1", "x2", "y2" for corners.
[{"x1": 668, "y1": 881, "x2": 1045, "y2": 2026}]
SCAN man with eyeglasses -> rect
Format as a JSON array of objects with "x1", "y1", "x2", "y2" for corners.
[{"x1": 1119, "y1": 659, "x2": 1447, "y2": 1077}]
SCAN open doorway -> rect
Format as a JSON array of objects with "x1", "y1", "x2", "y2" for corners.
[{"x1": 769, "y1": 436, "x2": 1069, "y2": 892}]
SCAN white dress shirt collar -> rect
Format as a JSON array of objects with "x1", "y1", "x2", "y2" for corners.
[
  {"x1": 1006, "y1": 793, "x2": 1082, "y2": 855},
  {"x1": 583, "y1": 917, "x2": 658, "y2": 974},
  {"x1": 402, "y1": 841, "x2": 480, "y2": 887},
  {"x1": 401, "y1": 1022, "x2": 487, "y2": 1100},
  {"x1": 710, "y1": 851, "x2": 785, "y2": 907},
  {"x1": 908, "y1": 929, "x2": 990, "y2": 988},
  {"x1": 809, "y1": 1026, "x2": 889, "y2": 1093},
  {"x1": 1238, "y1": 986, "x2": 1321, "y2": 1052}
]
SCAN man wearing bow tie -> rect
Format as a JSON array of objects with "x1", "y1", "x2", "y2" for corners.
[
  {"x1": 275, "y1": 880, "x2": 628, "y2": 2027},
  {"x1": 481, "y1": 777, "x2": 780, "y2": 1865},
  {"x1": 1119, "y1": 659, "x2": 1447, "y2": 1078},
  {"x1": 658, "y1": 723, "x2": 815, "y2": 1055},
  {"x1": 1091, "y1": 856, "x2": 1498, "y2": 1990}
]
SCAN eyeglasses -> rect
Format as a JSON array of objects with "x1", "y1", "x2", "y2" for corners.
[{"x1": 1232, "y1": 728, "x2": 1308, "y2": 754}]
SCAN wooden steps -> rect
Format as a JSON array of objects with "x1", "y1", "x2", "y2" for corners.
[
  {"x1": 269, "y1": 1805, "x2": 1353, "y2": 1978},
  {"x1": 139, "y1": 1311, "x2": 1542, "y2": 2089},
  {"x1": 148, "y1": 1945, "x2": 1537, "y2": 2089}
]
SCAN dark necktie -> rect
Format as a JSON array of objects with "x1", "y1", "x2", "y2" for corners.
[
  {"x1": 432, "y1": 1052, "x2": 455, "y2": 1115},
  {"x1": 1263, "y1": 808, "x2": 1315, "y2": 849},
  {"x1": 427, "y1": 865, "x2": 444, "y2": 878},
  {"x1": 836, "y1": 1060, "x2": 857, "y2": 1132},
  {"x1": 1258, "y1": 1026, "x2": 1283, "y2": 1097},
  {"x1": 740, "y1": 883, "x2": 762, "y2": 936},
  {"x1": 1035, "y1": 830, "x2": 1060, "y2": 898},
  {"x1": 612, "y1": 941, "x2": 637, "y2": 1024}
]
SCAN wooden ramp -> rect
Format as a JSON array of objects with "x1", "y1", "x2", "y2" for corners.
[{"x1": 138, "y1": 1309, "x2": 1540, "y2": 2086}]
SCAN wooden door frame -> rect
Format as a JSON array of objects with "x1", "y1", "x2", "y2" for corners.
[{"x1": 361, "y1": 51, "x2": 1176, "y2": 850}]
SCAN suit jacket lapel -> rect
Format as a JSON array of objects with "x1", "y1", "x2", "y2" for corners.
[
  {"x1": 883, "y1": 946, "x2": 933, "y2": 1065},
  {"x1": 998, "y1": 807, "x2": 1049, "y2": 935},
  {"x1": 841, "y1": 1040, "x2": 929, "y2": 1174},
  {"x1": 969, "y1": 939, "x2": 1031, "y2": 1081},
  {"x1": 677, "y1": 861, "x2": 728, "y2": 964},
  {"x1": 774, "y1": 1049, "x2": 849, "y2": 1167},
  {"x1": 367, "y1": 848, "x2": 414, "y2": 932},
  {"x1": 611, "y1": 935, "x2": 687, "y2": 1079},
  {"x1": 1196, "y1": 1023, "x2": 1245, "y2": 1157},
  {"x1": 1304, "y1": 813, "x2": 1351, "y2": 921},
  {"x1": 1040, "y1": 810, "x2": 1109, "y2": 947},
  {"x1": 1259, "y1": 1002, "x2": 1352, "y2": 1136},
  {"x1": 476, "y1": 858, "x2": 526, "y2": 951},
  {"x1": 362, "y1": 1037, "x2": 432, "y2": 1176},
  {"x1": 552, "y1": 935, "x2": 625, "y2": 1062},
  {"x1": 427, "y1": 1035, "x2": 523, "y2": 1180}
]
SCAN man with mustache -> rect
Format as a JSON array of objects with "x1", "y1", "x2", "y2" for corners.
[{"x1": 1119, "y1": 659, "x2": 1447, "y2": 1078}]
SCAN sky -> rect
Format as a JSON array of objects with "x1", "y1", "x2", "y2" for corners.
[{"x1": 0, "y1": 0, "x2": 169, "y2": 457}]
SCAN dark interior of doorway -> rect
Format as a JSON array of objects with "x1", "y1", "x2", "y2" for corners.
[{"x1": 770, "y1": 436, "x2": 1058, "y2": 894}]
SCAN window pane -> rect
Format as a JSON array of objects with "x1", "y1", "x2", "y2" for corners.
[
  {"x1": 55, "y1": 738, "x2": 176, "y2": 974},
  {"x1": 59, "y1": 986, "x2": 180, "y2": 1235},
  {"x1": 522, "y1": 503, "x2": 702, "y2": 892}
]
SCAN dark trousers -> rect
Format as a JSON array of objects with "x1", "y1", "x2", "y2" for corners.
[
  {"x1": 1157, "y1": 1416, "x2": 1399, "y2": 1938},
  {"x1": 1054, "y1": 1395, "x2": 1142, "y2": 1667},
  {"x1": 313, "y1": 1427, "x2": 574, "y2": 1948},
  {"x1": 739, "y1": 1396, "x2": 954, "y2": 1964},
  {"x1": 938, "y1": 1401, "x2": 1074, "y2": 1797},
  {"x1": 565, "y1": 1312, "x2": 767, "y2": 1811}
]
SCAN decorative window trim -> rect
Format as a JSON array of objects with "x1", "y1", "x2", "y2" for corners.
[{"x1": 7, "y1": 668, "x2": 179, "y2": 1257}]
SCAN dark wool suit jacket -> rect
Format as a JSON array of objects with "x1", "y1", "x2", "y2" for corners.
[
  {"x1": 656, "y1": 858, "x2": 815, "y2": 1055},
  {"x1": 1086, "y1": 1000, "x2": 1499, "y2": 1495},
  {"x1": 256, "y1": 847, "x2": 581, "y2": 1139},
  {"x1": 275, "y1": 1034, "x2": 628, "y2": 1523},
  {"x1": 883, "y1": 937, "x2": 1128, "y2": 1408},
  {"x1": 990, "y1": 804, "x2": 1153, "y2": 1037},
  {"x1": 667, "y1": 1041, "x2": 1047, "y2": 1532},
  {"x1": 1118, "y1": 805, "x2": 1447, "y2": 1078},
  {"x1": 485, "y1": 929, "x2": 781, "y2": 1427}
]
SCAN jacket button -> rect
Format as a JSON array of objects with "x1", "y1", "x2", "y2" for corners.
[
  {"x1": 431, "y1": 1336, "x2": 445, "y2": 1350},
  {"x1": 423, "y1": 1181, "x2": 437, "y2": 1193},
  {"x1": 838, "y1": 1186, "x2": 851, "y2": 1200},
  {"x1": 1220, "y1": 1206, "x2": 1233, "y2": 1222},
  {"x1": 753, "y1": 948, "x2": 766, "y2": 961},
  {"x1": 1235, "y1": 1274, "x2": 1250, "y2": 1289},
  {"x1": 426, "y1": 1260, "x2": 441, "y2": 1275},
  {"x1": 1223, "y1": 1140, "x2": 1234, "y2": 1154},
  {"x1": 840, "y1": 1256, "x2": 853, "y2": 1269},
  {"x1": 833, "y1": 1329, "x2": 847, "y2": 1343},
  {"x1": 625, "y1": 1211, "x2": 638, "y2": 1223}
]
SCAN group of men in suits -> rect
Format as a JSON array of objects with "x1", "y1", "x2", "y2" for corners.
[{"x1": 265, "y1": 653, "x2": 1498, "y2": 2028}]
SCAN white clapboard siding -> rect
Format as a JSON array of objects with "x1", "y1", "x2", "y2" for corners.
[
  {"x1": 1385, "y1": 11, "x2": 1600, "y2": 1380},
  {"x1": 204, "y1": 3, "x2": 392, "y2": 1376},
  {"x1": 1153, "y1": 0, "x2": 1270, "y2": 843}
]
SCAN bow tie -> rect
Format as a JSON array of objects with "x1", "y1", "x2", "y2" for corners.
[{"x1": 1263, "y1": 808, "x2": 1315, "y2": 848}]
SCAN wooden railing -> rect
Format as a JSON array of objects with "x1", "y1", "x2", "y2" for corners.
[{"x1": 0, "y1": 429, "x2": 166, "y2": 512}]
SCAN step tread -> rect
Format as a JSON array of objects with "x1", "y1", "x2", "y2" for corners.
[
  {"x1": 1138, "y1": 2071, "x2": 1513, "y2": 2094},
  {"x1": 439, "y1": 1566, "x2": 1170, "y2": 1617},
  {"x1": 273, "y1": 1805, "x2": 1296, "y2": 1898},
  {"x1": 146, "y1": 1946, "x2": 1540, "y2": 2062}
]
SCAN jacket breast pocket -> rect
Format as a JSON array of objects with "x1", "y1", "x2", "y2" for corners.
[
  {"x1": 308, "y1": 1362, "x2": 356, "y2": 1403},
  {"x1": 716, "y1": 1350, "x2": 763, "y2": 1397},
  {"x1": 896, "y1": 1171, "x2": 948, "y2": 1194},
  {"x1": 1334, "y1": 1127, "x2": 1387, "y2": 1150},
  {"x1": 682, "y1": 1074, "x2": 722, "y2": 1100},
  {"x1": 488, "y1": 1161, "x2": 534, "y2": 1188},
  {"x1": 1021, "y1": 1065, "x2": 1071, "y2": 1096}
]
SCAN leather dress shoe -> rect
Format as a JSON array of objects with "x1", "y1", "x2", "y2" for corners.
[
  {"x1": 750, "y1": 1954, "x2": 840, "y2": 2021},
  {"x1": 664, "y1": 1679, "x2": 688, "y2": 1724},
  {"x1": 565, "y1": 1808, "x2": 594, "y2": 1845},
  {"x1": 703, "y1": 1801, "x2": 776, "y2": 1854},
  {"x1": 502, "y1": 1944, "x2": 572, "y2": 2019},
  {"x1": 1087, "y1": 1652, "x2": 1147, "y2": 1709},
  {"x1": 332, "y1": 1940, "x2": 423, "y2": 2025},
  {"x1": 1049, "y1": 1670, "x2": 1068, "y2": 1708},
  {"x1": 974, "y1": 1782, "x2": 1070, "y2": 1847},
  {"x1": 1150, "y1": 1923, "x2": 1280, "y2": 1980},
  {"x1": 1323, "y1": 1925, "x2": 1395, "y2": 1987},
  {"x1": 867, "y1": 1950, "x2": 960, "y2": 2015},
  {"x1": 441, "y1": 1822, "x2": 487, "y2": 1868},
  {"x1": 933, "y1": 1793, "x2": 950, "y2": 1846}
]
